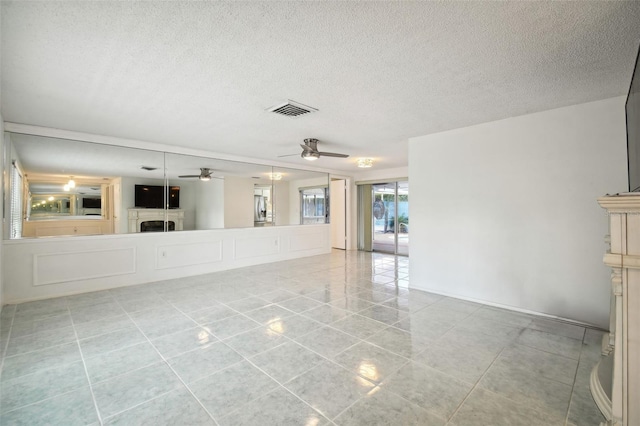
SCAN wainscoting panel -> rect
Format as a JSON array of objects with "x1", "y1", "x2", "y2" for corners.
[
  {"x1": 156, "y1": 241, "x2": 223, "y2": 270},
  {"x1": 289, "y1": 232, "x2": 325, "y2": 252},
  {"x1": 234, "y1": 236, "x2": 280, "y2": 259},
  {"x1": 33, "y1": 247, "x2": 137, "y2": 286},
  {"x1": 4, "y1": 225, "x2": 330, "y2": 303}
]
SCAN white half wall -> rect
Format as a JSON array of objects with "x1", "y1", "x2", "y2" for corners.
[
  {"x1": 3, "y1": 224, "x2": 330, "y2": 304},
  {"x1": 408, "y1": 97, "x2": 627, "y2": 328}
]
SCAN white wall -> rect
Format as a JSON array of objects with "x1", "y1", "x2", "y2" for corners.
[
  {"x1": 177, "y1": 180, "x2": 196, "y2": 230},
  {"x1": 224, "y1": 177, "x2": 254, "y2": 228},
  {"x1": 354, "y1": 166, "x2": 408, "y2": 183},
  {"x1": 273, "y1": 180, "x2": 290, "y2": 226},
  {"x1": 0, "y1": 114, "x2": 4, "y2": 309},
  {"x1": 195, "y1": 178, "x2": 224, "y2": 229},
  {"x1": 3, "y1": 224, "x2": 330, "y2": 304},
  {"x1": 0, "y1": 3, "x2": 3, "y2": 309},
  {"x1": 409, "y1": 97, "x2": 627, "y2": 328}
]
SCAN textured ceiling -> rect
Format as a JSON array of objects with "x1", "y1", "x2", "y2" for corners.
[{"x1": 2, "y1": 1, "x2": 640, "y2": 172}]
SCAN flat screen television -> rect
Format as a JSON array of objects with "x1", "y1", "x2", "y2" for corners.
[
  {"x1": 135, "y1": 185, "x2": 180, "y2": 209},
  {"x1": 82, "y1": 197, "x2": 101, "y2": 209},
  {"x1": 626, "y1": 43, "x2": 640, "y2": 192}
]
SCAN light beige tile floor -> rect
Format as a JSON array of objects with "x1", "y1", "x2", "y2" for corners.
[{"x1": 0, "y1": 250, "x2": 606, "y2": 425}]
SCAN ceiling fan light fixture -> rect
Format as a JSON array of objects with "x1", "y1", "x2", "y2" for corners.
[
  {"x1": 268, "y1": 173, "x2": 283, "y2": 180},
  {"x1": 301, "y1": 151, "x2": 320, "y2": 161},
  {"x1": 357, "y1": 158, "x2": 374, "y2": 168},
  {"x1": 199, "y1": 175, "x2": 211, "y2": 181}
]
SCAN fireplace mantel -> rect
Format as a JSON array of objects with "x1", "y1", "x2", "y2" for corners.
[{"x1": 128, "y1": 208, "x2": 184, "y2": 233}]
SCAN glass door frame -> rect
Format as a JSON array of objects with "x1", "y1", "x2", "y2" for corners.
[{"x1": 371, "y1": 181, "x2": 408, "y2": 255}]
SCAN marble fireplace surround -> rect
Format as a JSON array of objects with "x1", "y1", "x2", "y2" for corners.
[{"x1": 128, "y1": 208, "x2": 184, "y2": 233}]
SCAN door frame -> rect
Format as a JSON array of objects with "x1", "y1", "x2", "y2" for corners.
[{"x1": 363, "y1": 180, "x2": 409, "y2": 256}]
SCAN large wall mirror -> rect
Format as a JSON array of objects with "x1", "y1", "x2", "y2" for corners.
[{"x1": 3, "y1": 132, "x2": 329, "y2": 239}]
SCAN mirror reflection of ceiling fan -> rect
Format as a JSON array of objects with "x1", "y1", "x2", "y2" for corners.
[
  {"x1": 279, "y1": 138, "x2": 349, "y2": 161},
  {"x1": 177, "y1": 168, "x2": 222, "y2": 181}
]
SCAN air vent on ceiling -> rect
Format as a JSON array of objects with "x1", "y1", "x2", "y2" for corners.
[
  {"x1": 267, "y1": 100, "x2": 318, "y2": 117},
  {"x1": 141, "y1": 166, "x2": 158, "y2": 171}
]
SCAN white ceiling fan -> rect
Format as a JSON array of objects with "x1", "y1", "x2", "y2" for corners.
[{"x1": 279, "y1": 138, "x2": 349, "y2": 161}]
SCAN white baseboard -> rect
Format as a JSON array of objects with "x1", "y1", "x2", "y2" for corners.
[{"x1": 412, "y1": 285, "x2": 606, "y2": 331}]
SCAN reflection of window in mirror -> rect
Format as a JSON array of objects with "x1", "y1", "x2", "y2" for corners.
[
  {"x1": 254, "y1": 185, "x2": 273, "y2": 226},
  {"x1": 9, "y1": 160, "x2": 24, "y2": 239},
  {"x1": 300, "y1": 187, "x2": 329, "y2": 224}
]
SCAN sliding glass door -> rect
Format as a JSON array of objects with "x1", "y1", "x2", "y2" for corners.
[
  {"x1": 396, "y1": 181, "x2": 409, "y2": 255},
  {"x1": 371, "y1": 181, "x2": 409, "y2": 255}
]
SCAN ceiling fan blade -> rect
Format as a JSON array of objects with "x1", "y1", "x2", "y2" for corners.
[
  {"x1": 318, "y1": 151, "x2": 349, "y2": 158},
  {"x1": 277, "y1": 153, "x2": 299, "y2": 157},
  {"x1": 178, "y1": 175, "x2": 200, "y2": 178}
]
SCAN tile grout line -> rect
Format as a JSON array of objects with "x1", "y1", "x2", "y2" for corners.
[
  {"x1": 563, "y1": 327, "x2": 588, "y2": 426},
  {"x1": 1, "y1": 335, "x2": 85, "y2": 361},
  {"x1": 99, "y1": 387, "x2": 189, "y2": 423},
  {"x1": 0, "y1": 385, "x2": 93, "y2": 417},
  {"x1": 216, "y1": 330, "x2": 361, "y2": 425},
  {"x1": 109, "y1": 297, "x2": 222, "y2": 426},
  {"x1": 0, "y1": 306, "x2": 18, "y2": 378},
  {"x1": 444, "y1": 345, "x2": 508, "y2": 424},
  {"x1": 67, "y1": 303, "x2": 105, "y2": 426},
  {"x1": 328, "y1": 356, "x2": 415, "y2": 423}
]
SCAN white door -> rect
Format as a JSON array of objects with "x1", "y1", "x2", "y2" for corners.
[{"x1": 330, "y1": 179, "x2": 346, "y2": 249}]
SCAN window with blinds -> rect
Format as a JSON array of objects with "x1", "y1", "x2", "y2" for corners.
[{"x1": 10, "y1": 161, "x2": 23, "y2": 239}]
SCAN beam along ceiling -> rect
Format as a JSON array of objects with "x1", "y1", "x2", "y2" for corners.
[{"x1": 2, "y1": 2, "x2": 640, "y2": 172}]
